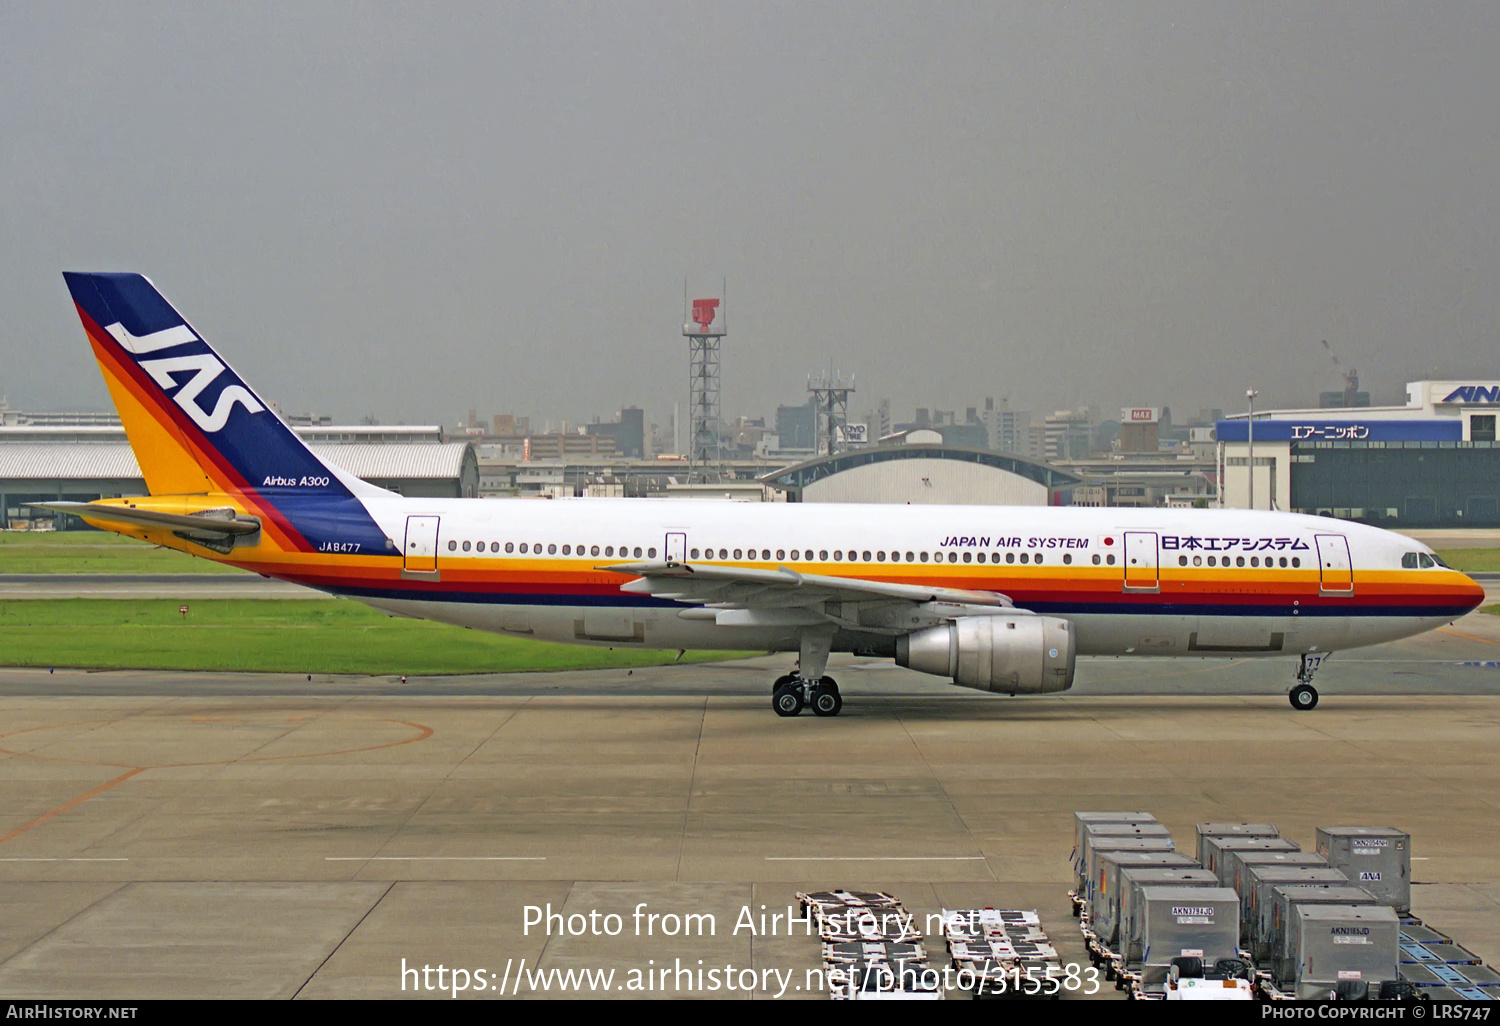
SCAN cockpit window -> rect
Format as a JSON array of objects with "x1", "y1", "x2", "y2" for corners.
[
  {"x1": 1402, "y1": 552, "x2": 1419, "y2": 569},
  {"x1": 1432, "y1": 553, "x2": 1451, "y2": 568},
  {"x1": 1418, "y1": 552, "x2": 1436, "y2": 569}
]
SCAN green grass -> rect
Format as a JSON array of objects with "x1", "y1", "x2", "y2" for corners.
[
  {"x1": 0, "y1": 531, "x2": 237, "y2": 575},
  {"x1": 0, "y1": 599, "x2": 753, "y2": 675},
  {"x1": 1483, "y1": 605, "x2": 1500, "y2": 617},
  {"x1": 1435, "y1": 549, "x2": 1500, "y2": 573}
]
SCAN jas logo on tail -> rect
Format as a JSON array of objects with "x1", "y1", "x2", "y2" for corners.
[{"x1": 106, "y1": 322, "x2": 265, "y2": 432}]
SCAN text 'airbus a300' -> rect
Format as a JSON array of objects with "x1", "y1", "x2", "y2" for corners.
[{"x1": 38, "y1": 273, "x2": 1485, "y2": 715}]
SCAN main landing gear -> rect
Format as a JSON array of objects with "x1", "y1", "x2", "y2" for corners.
[
  {"x1": 772, "y1": 627, "x2": 843, "y2": 717},
  {"x1": 772, "y1": 675, "x2": 843, "y2": 717},
  {"x1": 1288, "y1": 653, "x2": 1328, "y2": 711}
]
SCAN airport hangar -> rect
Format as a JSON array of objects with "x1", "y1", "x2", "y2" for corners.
[
  {"x1": 0, "y1": 423, "x2": 479, "y2": 526},
  {"x1": 760, "y1": 441, "x2": 1084, "y2": 504},
  {"x1": 1218, "y1": 379, "x2": 1500, "y2": 526}
]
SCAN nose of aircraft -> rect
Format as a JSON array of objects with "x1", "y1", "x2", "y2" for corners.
[{"x1": 1457, "y1": 571, "x2": 1487, "y2": 615}]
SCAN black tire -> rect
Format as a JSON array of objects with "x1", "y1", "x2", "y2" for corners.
[
  {"x1": 773, "y1": 686, "x2": 804, "y2": 717},
  {"x1": 1289, "y1": 684, "x2": 1319, "y2": 710},
  {"x1": 811, "y1": 683, "x2": 843, "y2": 717},
  {"x1": 771, "y1": 673, "x2": 797, "y2": 694}
]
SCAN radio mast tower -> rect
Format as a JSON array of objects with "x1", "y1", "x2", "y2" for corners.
[
  {"x1": 684, "y1": 291, "x2": 727, "y2": 477},
  {"x1": 808, "y1": 365, "x2": 855, "y2": 457}
]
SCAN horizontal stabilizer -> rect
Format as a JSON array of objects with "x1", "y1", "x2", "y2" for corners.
[{"x1": 28, "y1": 501, "x2": 261, "y2": 536}]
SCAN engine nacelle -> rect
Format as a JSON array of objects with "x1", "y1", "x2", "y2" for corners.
[{"x1": 895, "y1": 615, "x2": 1076, "y2": 694}]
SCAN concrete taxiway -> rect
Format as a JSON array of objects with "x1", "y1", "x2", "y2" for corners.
[{"x1": 0, "y1": 606, "x2": 1498, "y2": 999}]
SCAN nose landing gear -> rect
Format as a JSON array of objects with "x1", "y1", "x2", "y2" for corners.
[{"x1": 1288, "y1": 653, "x2": 1327, "y2": 710}]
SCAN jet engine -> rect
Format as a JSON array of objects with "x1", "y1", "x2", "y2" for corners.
[{"x1": 895, "y1": 615, "x2": 1076, "y2": 694}]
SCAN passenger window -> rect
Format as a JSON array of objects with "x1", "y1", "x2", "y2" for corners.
[
  {"x1": 1106, "y1": 554, "x2": 1116, "y2": 566},
  {"x1": 591, "y1": 545, "x2": 600, "y2": 556},
  {"x1": 833, "y1": 551, "x2": 842, "y2": 561},
  {"x1": 1250, "y1": 556, "x2": 1258, "y2": 567},
  {"x1": 906, "y1": 552, "x2": 915, "y2": 562},
  {"x1": 634, "y1": 547, "x2": 643, "y2": 558},
  {"x1": 733, "y1": 549, "x2": 743, "y2": 559},
  {"x1": 876, "y1": 551, "x2": 886, "y2": 561},
  {"x1": 1292, "y1": 557, "x2": 1301, "y2": 568},
  {"x1": 777, "y1": 550, "x2": 785, "y2": 560},
  {"x1": 919, "y1": 552, "x2": 928, "y2": 562},
  {"x1": 1063, "y1": 554, "x2": 1072, "y2": 565},
  {"x1": 1019, "y1": 553, "x2": 1028, "y2": 564},
  {"x1": 820, "y1": 550, "x2": 829, "y2": 560},
  {"x1": 448, "y1": 540, "x2": 458, "y2": 551},
  {"x1": 604, "y1": 546, "x2": 613, "y2": 556},
  {"x1": 1279, "y1": 557, "x2": 1287, "y2": 567},
  {"x1": 1095, "y1": 554, "x2": 1103, "y2": 566},
  {"x1": 1178, "y1": 555, "x2": 1187, "y2": 566},
  {"x1": 1193, "y1": 555, "x2": 1202, "y2": 566},
  {"x1": 561, "y1": 544, "x2": 570, "y2": 555},
  {"x1": 962, "y1": 552, "x2": 972, "y2": 563},
  {"x1": 505, "y1": 542, "x2": 514, "y2": 553},
  {"x1": 519, "y1": 543, "x2": 528, "y2": 553},
  {"x1": 948, "y1": 552, "x2": 959, "y2": 563},
  {"x1": 975, "y1": 552, "x2": 984, "y2": 563},
  {"x1": 548, "y1": 544, "x2": 557, "y2": 554},
  {"x1": 647, "y1": 547, "x2": 656, "y2": 558},
  {"x1": 1034, "y1": 554, "x2": 1043, "y2": 564},
  {"x1": 790, "y1": 550, "x2": 799, "y2": 560},
  {"x1": 1402, "y1": 552, "x2": 1419, "y2": 568},
  {"x1": 1236, "y1": 556, "x2": 1244, "y2": 567},
  {"x1": 1206, "y1": 556, "x2": 1214, "y2": 567},
  {"x1": 1006, "y1": 553, "x2": 1015, "y2": 564},
  {"x1": 690, "y1": 548, "x2": 699, "y2": 559},
  {"x1": 990, "y1": 553, "x2": 999, "y2": 563},
  {"x1": 859, "y1": 550, "x2": 868, "y2": 561},
  {"x1": 761, "y1": 549, "x2": 770, "y2": 560}
]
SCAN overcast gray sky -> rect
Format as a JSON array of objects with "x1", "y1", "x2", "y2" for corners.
[{"x1": 3, "y1": 2, "x2": 1498, "y2": 430}]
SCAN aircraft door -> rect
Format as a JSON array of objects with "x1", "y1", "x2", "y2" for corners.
[
  {"x1": 1314, "y1": 534, "x2": 1354, "y2": 594},
  {"x1": 665, "y1": 532, "x2": 687, "y2": 564},
  {"x1": 1122, "y1": 531, "x2": 1160, "y2": 592},
  {"x1": 404, "y1": 515, "x2": 440, "y2": 573}
]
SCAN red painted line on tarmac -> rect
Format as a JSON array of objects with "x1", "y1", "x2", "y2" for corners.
[{"x1": 0, "y1": 766, "x2": 145, "y2": 847}]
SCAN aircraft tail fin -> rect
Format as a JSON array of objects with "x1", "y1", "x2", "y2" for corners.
[{"x1": 62, "y1": 272, "x2": 395, "y2": 555}]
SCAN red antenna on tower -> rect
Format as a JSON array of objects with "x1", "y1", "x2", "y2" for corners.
[{"x1": 690, "y1": 298, "x2": 720, "y2": 332}]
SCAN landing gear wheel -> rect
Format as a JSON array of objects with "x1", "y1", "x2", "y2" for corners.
[
  {"x1": 771, "y1": 674, "x2": 797, "y2": 694},
  {"x1": 773, "y1": 684, "x2": 804, "y2": 717},
  {"x1": 810, "y1": 680, "x2": 843, "y2": 717},
  {"x1": 1289, "y1": 684, "x2": 1319, "y2": 711}
]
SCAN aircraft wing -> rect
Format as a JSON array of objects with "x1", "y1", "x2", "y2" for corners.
[{"x1": 600, "y1": 560, "x2": 1018, "y2": 632}]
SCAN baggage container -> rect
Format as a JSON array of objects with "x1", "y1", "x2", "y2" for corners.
[
  {"x1": 1201, "y1": 836, "x2": 1299, "y2": 886},
  {"x1": 1119, "y1": 868, "x2": 1220, "y2": 966},
  {"x1": 1132, "y1": 886, "x2": 1241, "y2": 990},
  {"x1": 1092, "y1": 850, "x2": 1197, "y2": 949},
  {"x1": 1315, "y1": 826, "x2": 1411, "y2": 913},
  {"x1": 1262, "y1": 884, "x2": 1378, "y2": 972},
  {"x1": 1077, "y1": 835, "x2": 1176, "y2": 907},
  {"x1": 1226, "y1": 850, "x2": 1328, "y2": 898},
  {"x1": 1194, "y1": 823, "x2": 1278, "y2": 863},
  {"x1": 1073, "y1": 812, "x2": 1156, "y2": 854},
  {"x1": 1242, "y1": 866, "x2": 1352, "y2": 948},
  {"x1": 1281, "y1": 904, "x2": 1399, "y2": 998},
  {"x1": 1076, "y1": 822, "x2": 1174, "y2": 889}
]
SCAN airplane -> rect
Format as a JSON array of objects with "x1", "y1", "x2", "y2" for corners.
[{"x1": 36, "y1": 273, "x2": 1486, "y2": 716}]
